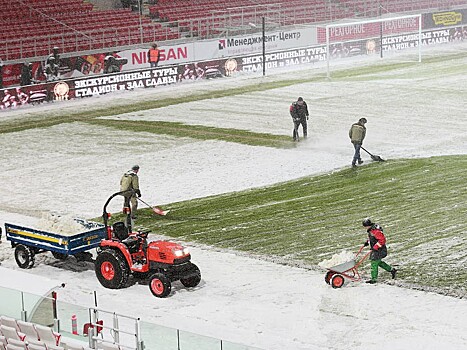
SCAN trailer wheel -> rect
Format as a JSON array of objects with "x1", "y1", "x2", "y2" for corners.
[
  {"x1": 325, "y1": 271, "x2": 335, "y2": 285},
  {"x1": 149, "y1": 273, "x2": 171, "y2": 298},
  {"x1": 52, "y1": 251, "x2": 68, "y2": 261},
  {"x1": 15, "y1": 244, "x2": 35, "y2": 269},
  {"x1": 180, "y1": 263, "x2": 201, "y2": 288},
  {"x1": 331, "y1": 274, "x2": 345, "y2": 289},
  {"x1": 95, "y1": 250, "x2": 129, "y2": 289}
]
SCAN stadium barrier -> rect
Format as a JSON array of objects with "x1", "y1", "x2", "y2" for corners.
[{"x1": 0, "y1": 286, "x2": 263, "y2": 350}]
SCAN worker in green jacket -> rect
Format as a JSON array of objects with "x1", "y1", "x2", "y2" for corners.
[
  {"x1": 120, "y1": 165, "x2": 141, "y2": 219},
  {"x1": 349, "y1": 118, "x2": 367, "y2": 167}
]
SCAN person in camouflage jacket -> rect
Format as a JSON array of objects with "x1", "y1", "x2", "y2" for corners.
[
  {"x1": 349, "y1": 118, "x2": 367, "y2": 167},
  {"x1": 120, "y1": 165, "x2": 141, "y2": 219}
]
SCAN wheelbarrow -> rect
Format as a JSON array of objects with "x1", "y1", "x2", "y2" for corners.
[{"x1": 324, "y1": 245, "x2": 371, "y2": 288}]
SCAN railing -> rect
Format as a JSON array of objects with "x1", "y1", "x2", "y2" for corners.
[
  {"x1": 2, "y1": 23, "x2": 182, "y2": 62},
  {"x1": 0, "y1": 285, "x2": 264, "y2": 350}
]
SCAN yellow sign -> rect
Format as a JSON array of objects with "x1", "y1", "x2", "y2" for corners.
[{"x1": 433, "y1": 12, "x2": 463, "y2": 26}]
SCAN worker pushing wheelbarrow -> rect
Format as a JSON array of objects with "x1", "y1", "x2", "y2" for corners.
[
  {"x1": 325, "y1": 218, "x2": 398, "y2": 288},
  {"x1": 324, "y1": 245, "x2": 370, "y2": 288}
]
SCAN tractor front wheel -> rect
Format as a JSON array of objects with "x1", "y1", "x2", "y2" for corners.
[
  {"x1": 149, "y1": 273, "x2": 171, "y2": 298},
  {"x1": 180, "y1": 263, "x2": 201, "y2": 288},
  {"x1": 15, "y1": 244, "x2": 35, "y2": 269},
  {"x1": 331, "y1": 274, "x2": 345, "y2": 289},
  {"x1": 95, "y1": 250, "x2": 129, "y2": 289}
]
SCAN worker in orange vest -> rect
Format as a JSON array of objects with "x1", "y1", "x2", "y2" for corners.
[{"x1": 148, "y1": 43, "x2": 160, "y2": 68}]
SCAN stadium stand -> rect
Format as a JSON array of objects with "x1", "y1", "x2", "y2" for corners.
[
  {"x1": 149, "y1": 0, "x2": 467, "y2": 37},
  {"x1": 0, "y1": 326, "x2": 26, "y2": 343},
  {"x1": 4, "y1": 339, "x2": 27, "y2": 350},
  {"x1": 0, "y1": 316, "x2": 90, "y2": 350},
  {"x1": 0, "y1": 0, "x2": 179, "y2": 61},
  {"x1": 2, "y1": 0, "x2": 467, "y2": 61},
  {"x1": 0, "y1": 318, "x2": 21, "y2": 333}
]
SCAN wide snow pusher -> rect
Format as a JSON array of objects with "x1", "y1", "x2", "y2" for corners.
[{"x1": 94, "y1": 191, "x2": 201, "y2": 298}]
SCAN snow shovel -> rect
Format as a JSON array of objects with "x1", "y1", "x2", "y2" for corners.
[
  {"x1": 361, "y1": 146, "x2": 385, "y2": 162},
  {"x1": 137, "y1": 197, "x2": 170, "y2": 216}
]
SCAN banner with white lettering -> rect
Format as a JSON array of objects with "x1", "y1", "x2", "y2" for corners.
[
  {"x1": 1, "y1": 22, "x2": 466, "y2": 110},
  {"x1": 72, "y1": 67, "x2": 179, "y2": 97},
  {"x1": 117, "y1": 27, "x2": 317, "y2": 70}
]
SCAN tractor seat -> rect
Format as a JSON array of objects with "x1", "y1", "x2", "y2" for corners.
[
  {"x1": 113, "y1": 221, "x2": 129, "y2": 241},
  {"x1": 122, "y1": 235, "x2": 140, "y2": 253}
]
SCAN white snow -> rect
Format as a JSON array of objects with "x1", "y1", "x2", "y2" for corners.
[
  {"x1": 36, "y1": 213, "x2": 85, "y2": 235},
  {"x1": 1, "y1": 43, "x2": 467, "y2": 350}
]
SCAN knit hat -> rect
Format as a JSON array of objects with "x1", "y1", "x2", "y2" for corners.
[{"x1": 362, "y1": 217, "x2": 373, "y2": 227}]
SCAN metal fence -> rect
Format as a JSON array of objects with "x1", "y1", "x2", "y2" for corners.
[{"x1": 0, "y1": 285, "x2": 264, "y2": 350}]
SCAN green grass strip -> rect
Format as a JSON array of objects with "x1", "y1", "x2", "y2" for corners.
[
  {"x1": 107, "y1": 155, "x2": 467, "y2": 295},
  {"x1": 87, "y1": 119, "x2": 294, "y2": 148}
]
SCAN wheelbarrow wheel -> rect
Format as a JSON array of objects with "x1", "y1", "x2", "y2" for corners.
[
  {"x1": 331, "y1": 274, "x2": 345, "y2": 289},
  {"x1": 325, "y1": 271, "x2": 335, "y2": 285}
]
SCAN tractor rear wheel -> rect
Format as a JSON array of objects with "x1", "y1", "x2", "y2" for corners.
[
  {"x1": 331, "y1": 274, "x2": 345, "y2": 289},
  {"x1": 180, "y1": 263, "x2": 201, "y2": 288},
  {"x1": 95, "y1": 250, "x2": 129, "y2": 289},
  {"x1": 15, "y1": 244, "x2": 35, "y2": 269},
  {"x1": 149, "y1": 273, "x2": 171, "y2": 298}
]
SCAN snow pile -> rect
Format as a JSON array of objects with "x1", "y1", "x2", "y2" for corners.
[
  {"x1": 35, "y1": 212, "x2": 84, "y2": 235},
  {"x1": 318, "y1": 250, "x2": 356, "y2": 269}
]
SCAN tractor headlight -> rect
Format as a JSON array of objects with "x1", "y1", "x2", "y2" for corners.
[{"x1": 173, "y1": 248, "x2": 190, "y2": 257}]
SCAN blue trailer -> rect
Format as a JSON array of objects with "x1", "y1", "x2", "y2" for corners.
[{"x1": 4, "y1": 219, "x2": 107, "y2": 269}]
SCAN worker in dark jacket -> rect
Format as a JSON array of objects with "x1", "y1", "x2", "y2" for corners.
[
  {"x1": 362, "y1": 218, "x2": 397, "y2": 284},
  {"x1": 46, "y1": 46, "x2": 61, "y2": 66},
  {"x1": 289, "y1": 97, "x2": 309, "y2": 142},
  {"x1": 120, "y1": 165, "x2": 141, "y2": 219},
  {"x1": 20, "y1": 62, "x2": 33, "y2": 86}
]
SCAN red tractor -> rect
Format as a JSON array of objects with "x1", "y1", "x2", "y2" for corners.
[{"x1": 94, "y1": 191, "x2": 201, "y2": 297}]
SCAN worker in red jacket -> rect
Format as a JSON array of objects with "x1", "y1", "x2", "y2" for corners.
[{"x1": 362, "y1": 218, "x2": 397, "y2": 284}]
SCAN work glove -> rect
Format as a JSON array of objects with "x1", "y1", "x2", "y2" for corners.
[
  {"x1": 135, "y1": 189, "x2": 141, "y2": 197},
  {"x1": 363, "y1": 241, "x2": 369, "y2": 247}
]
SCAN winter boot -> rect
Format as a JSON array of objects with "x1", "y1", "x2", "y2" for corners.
[
  {"x1": 366, "y1": 279, "x2": 376, "y2": 284},
  {"x1": 391, "y1": 268, "x2": 397, "y2": 279}
]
